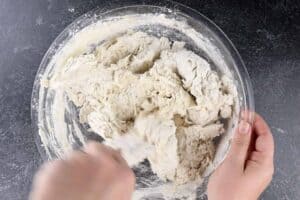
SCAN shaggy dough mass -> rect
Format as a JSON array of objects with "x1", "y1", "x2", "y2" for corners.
[{"x1": 49, "y1": 31, "x2": 236, "y2": 184}]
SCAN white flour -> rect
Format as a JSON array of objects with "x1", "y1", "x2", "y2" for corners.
[{"x1": 38, "y1": 13, "x2": 239, "y2": 199}]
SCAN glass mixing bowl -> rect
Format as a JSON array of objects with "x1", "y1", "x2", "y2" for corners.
[{"x1": 31, "y1": 1, "x2": 254, "y2": 199}]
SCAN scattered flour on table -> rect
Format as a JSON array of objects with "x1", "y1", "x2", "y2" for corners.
[{"x1": 47, "y1": 31, "x2": 237, "y2": 184}]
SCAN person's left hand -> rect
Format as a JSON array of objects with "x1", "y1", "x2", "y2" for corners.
[{"x1": 30, "y1": 142, "x2": 135, "y2": 200}]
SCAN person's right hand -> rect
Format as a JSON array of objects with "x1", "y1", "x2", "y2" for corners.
[
  {"x1": 207, "y1": 112, "x2": 274, "y2": 200},
  {"x1": 30, "y1": 142, "x2": 135, "y2": 200}
]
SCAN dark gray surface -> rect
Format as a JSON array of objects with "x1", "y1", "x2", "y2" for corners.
[{"x1": 0, "y1": 0, "x2": 299, "y2": 199}]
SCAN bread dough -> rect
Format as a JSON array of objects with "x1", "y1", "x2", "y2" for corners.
[{"x1": 48, "y1": 31, "x2": 236, "y2": 184}]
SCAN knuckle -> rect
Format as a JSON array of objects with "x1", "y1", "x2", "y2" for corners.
[
  {"x1": 261, "y1": 163, "x2": 274, "y2": 181},
  {"x1": 268, "y1": 164, "x2": 275, "y2": 177},
  {"x1": 87, "y1": 141, "x2": 101, "y2": 150},
  {"x1": 36, "y1": 160, "x2": 65, "y2": 181},
  {"x1": 233, "y1": 137, "x2": 246, "y2": 147},
  {"x1": 48, "y1": 160, "x2": 65, "y2": 170},
  {"x1": 120, "y1": 167, "x2": 135, "y2": 184},
  {"x1": 69, "y1": 151, "x2": 82, "y2": 160},
  {"x1": 69, "y1": 151, "x2": 91, "y2": 165},
  {"x1": 75, "y1": 151, "x2": 89, "y2": 159}
]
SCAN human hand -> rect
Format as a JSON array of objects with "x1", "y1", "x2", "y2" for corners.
[
  {"x1": 30, "y1": 142, "x2": 135, "y2": 200},
  {"x1": 207, "y1": 112, "x2": 274, "y2": 200}
]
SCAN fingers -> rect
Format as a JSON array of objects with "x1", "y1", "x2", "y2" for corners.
[
  {"x1": 84, "y1": 142, "x2": 136, "y2": 192},
  {"x1": 244, "y1": 113, "x2": 274, "y2": 180},
  {"x1": 241, "y1": 109, "x2": 255, "y2": 124},
  {"x1": 84, "y1": 142, "x2": 128, "y2": 166},
  {"x1": 226, "y1": 119, "x2": 252, "y2": 168},
  {"x1": 252, "y1": 113, "x2": 274, "y2": 162},
  {"x1": 253, "y1": 113, "x2": 271, "y2": 136}
]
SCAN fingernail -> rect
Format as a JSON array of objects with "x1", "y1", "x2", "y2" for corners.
[{"x1": 238, "y1": 121, "x2": 250, "y2": 134}]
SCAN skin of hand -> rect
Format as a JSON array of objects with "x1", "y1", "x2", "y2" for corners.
[
  {"x1": 207, "y1": 112, "x2": 275, "y2": 200},
  {"x1": 29, "y1": 142, "x2": 135, "y2": 200}
]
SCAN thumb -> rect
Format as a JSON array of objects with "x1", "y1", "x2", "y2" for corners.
[{"x1": 226, "y1": 120, "x2": 252, "y2": 168}]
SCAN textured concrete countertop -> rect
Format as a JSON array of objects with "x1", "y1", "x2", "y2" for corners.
[{"x1": 0, "y1": 0, "x2": 299, "y2": 199}]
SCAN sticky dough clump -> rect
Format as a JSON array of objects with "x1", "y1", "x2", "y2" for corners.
[{"x1": 49, "y1": 31, "x2": 237, "y2": 184}]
